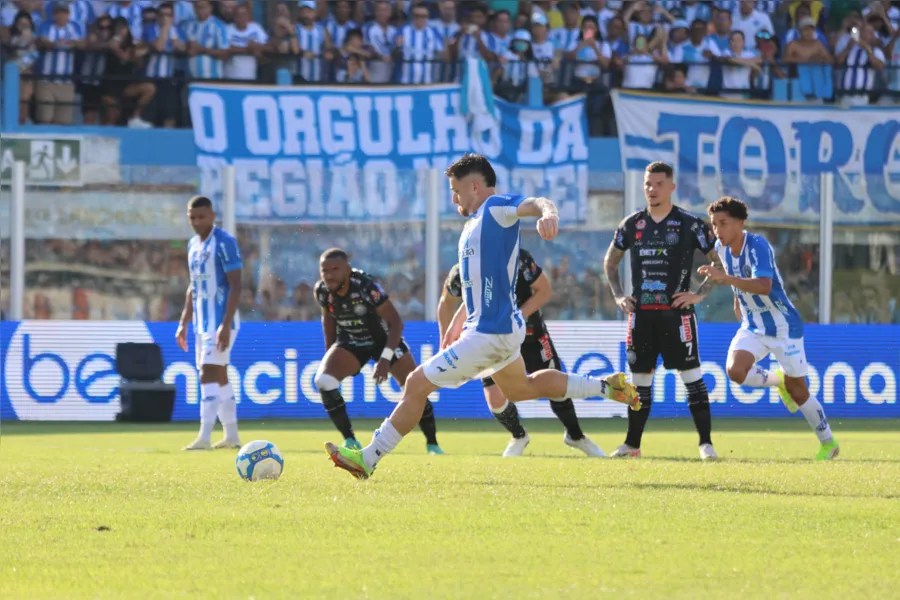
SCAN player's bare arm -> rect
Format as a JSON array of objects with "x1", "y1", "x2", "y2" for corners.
[
  {"x1": 517, "y1": 196, "x2": 559, "y2": 240},
  {"x1": 520, "y1": 272, "x2": 552, "y2": 318},
  {"x1": 437, "y1": 285, "x2": 460, "y2": 345},
  {"x1": 733, "y1": 294, "x2": 742, "y2": 321},
  {"x1": 321, "y1": 307, "x2": 337, "y2": 349},
  {"x1": 373, "y1": 299, "x2": 404, "y2": 384},
  {"x1": 217, "y1": 270, "x2": 241, "y2": 351},
  {"x1": 698, "y1": 260, "x2": 773, "y2": 295},
  {"x1": 674, "y1": 250, "x2": 725, "y2": 309},
  {"x1": 443, "y1": 303, "x2": 467, "y2": 349},
  {"x1": 176, "y1": 286, "x2": 193, "y2": 352},
  {"x1": 604, "y1": 243, "x2": 635, "y2": 312}
]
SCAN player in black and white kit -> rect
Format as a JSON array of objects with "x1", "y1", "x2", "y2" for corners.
[
  {"x1": 314, "y1": 248, "x2": 443, "y2": 454},
  {"x1": 439, "y1": 249, "x2": 606, "y2": 457},
  {"x1": 603, "y1": 161, "x2": 725, "y2": 460}
]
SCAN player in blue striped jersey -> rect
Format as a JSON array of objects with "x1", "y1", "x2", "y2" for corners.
[
  {"x1": 702, "y1": 197, "x2": 839, "y2": 460},
  {"x1": 178, "y1": 196, "x2": 244, "y2": 451},
  {"x1": 326, "y1": 154, "x2": 639, "y2": 480}
]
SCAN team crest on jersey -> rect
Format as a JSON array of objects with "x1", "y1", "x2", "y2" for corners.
[
  {"x1": 636, "y1": 219, "x2": 646, "y2": 230},
  {"x1": 354, "y1": 304, "x2": 367, "y2": 316},
  {"x1": 666, "y1": 232, "x2": 679, "y2": 245},
  {"x1": 742, "y1": 264, "x2": 752, "y2": 277}
]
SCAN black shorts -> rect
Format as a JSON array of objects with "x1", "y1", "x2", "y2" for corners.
[
  {"x1": 338, "y1": 339, "x2": 410, "y2": 376},
  {"x1": 626, "y1": 310, "x2": 701, "y2": 374},
  {"x1": 482, "y1": 333, "x2": 560, "y2": 388}
]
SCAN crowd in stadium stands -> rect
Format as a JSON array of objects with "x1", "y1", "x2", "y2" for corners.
[{"x1": 1, "y1": 0, "x2": 899, "y2": 127}]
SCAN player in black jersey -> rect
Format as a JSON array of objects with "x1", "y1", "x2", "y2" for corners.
[
  {"x1": 313, "y1": 248, "x2": 443, "y2": 454},
  {"x1": 438, "y1": 249, "x2": 606, "y2": 457},
  {"x1": 603, "y1": 161, "x2": 725, "y2": 460}
]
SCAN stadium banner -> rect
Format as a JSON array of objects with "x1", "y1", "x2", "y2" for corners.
[
  {"x1": 187, "y1": 83, "x2": 588, "y2": 224},
  {"x1": 611, "y1": 91, "x2": 900, "y2": 226},
  {"x1": 1, "y1": 320, "x2": 897, "y2": 422}
]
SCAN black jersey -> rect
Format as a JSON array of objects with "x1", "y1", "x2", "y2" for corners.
[
  {"x1": 446, "y1": 249, "x2": 548, "y2": 339},
  {"x1": 314, "y1": 268, "x2": 391, "y2": 347},
  {"x1": 612, "y1": 205, "x2": 715, "y2": 311}
]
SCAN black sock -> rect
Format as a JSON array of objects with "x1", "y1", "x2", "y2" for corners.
[
  {"x1": 624, "y1": 386, "x2": 653, "y2": 448},
  {"x1": 320, "y1": 388, "x2": 355, "y2": 441},
  {"x1": 550, "y1": 398, "x2": 584, "y2": 440},
  {"x1": 686, "y1": 379, "x2": 713, "y2": 446},
  {"x1": 418, "y1": 400, "x2": 439, "y2": 446},
  {"x1": 493, "y1": 401, "x2": 527, "y2": 439}
]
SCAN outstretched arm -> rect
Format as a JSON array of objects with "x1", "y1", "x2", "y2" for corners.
[{"x1": 517, "y1": 197, "x2": 559, "y2": 240}]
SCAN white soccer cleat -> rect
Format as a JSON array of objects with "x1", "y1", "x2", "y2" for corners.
[
  {"x1": 609, "y1": 443, "x2": 641, "y2": 458},
  {"x1": 699, "y1": 443, "x2": 718, "y2": 461},
  {"x1": 213, "y1": 438, "x2": 242, "y2": 450},
  {"x1": 183, "y1": 438, "x2": 212, "y2": 451},
  {"x1": 564, "y1": 434, "x2": 607, "y2": 457},
  {"x1": 502, "y1": 434, "x2": 530, "y2": 457}
]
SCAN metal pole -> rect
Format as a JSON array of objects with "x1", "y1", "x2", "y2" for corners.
[
  {"x1": 424, "y1": 168, "x2": 440, "y2": 321},
  {"x1": 10, "y1": 161, "x2": 26, "y2": 320},
  {"x1": 222, "y1": 165, "x2": 236, "y2": 236},
  {"x1": 818, "y1": 173, "x2": 833, "y2": 324},
  {"x1": 3, "y1": 61, "x2": 20, "y2": 130}
]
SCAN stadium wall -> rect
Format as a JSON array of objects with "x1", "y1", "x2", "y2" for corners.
[{"x1": 1, "y1": 320, "x2": 896, "y2": 421}]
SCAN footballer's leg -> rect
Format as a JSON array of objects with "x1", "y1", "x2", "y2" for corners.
[
  {"x1": 612, "y1": 312, "x2": 657, "y2": 458},
  {"x1": 315, "y1": 345, "x2": 365, "y2": 449},
  {"x1": 389, "y1": 345, "x2": 444, "y2": 455},
  {"x1": 483, "y1": 378, "x2": 530, "y2": 457},
  {"x1": 725, "y1": 329, "x2": 788, "y2": 409},
  {"x1": 213, "y1": 329, "x2": 240, "y2": 449},
  {"x1": 184, "y1": 333, "x2": 225, "y2": 450}
]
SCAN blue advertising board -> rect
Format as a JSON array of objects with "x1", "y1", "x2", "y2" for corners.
[{"x1": 1, "y1": 321, "x2": 896, "y2": 421}]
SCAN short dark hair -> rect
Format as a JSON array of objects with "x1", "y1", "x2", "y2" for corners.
[
  {"x1": 445, "y1": 153, "x2": 497, "y2": 187},
  {"x1": 707, "y1": 196, "x2": 749, "y2": 221},
  {"x1": 320, "y1": 248, "x2": 348, "y2": 262},
  {"x1": 345, "y1": 27, "x2": 363, "y2": 41},
  {"x1": 645, "y1": 161, "x2": 674, "y2": 178},
  {"x1": 188, "y1": 195, "x2": 213, "y2": 210}
]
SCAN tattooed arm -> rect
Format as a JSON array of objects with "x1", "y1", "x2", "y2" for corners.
[
  {"x1": 672, "y1": 250, "x2": 725, "y2": 309},
  {"x1": 694, "y1": 249, "x2": 726, "y2": 296},
  {"x1": 604, "y1": 242, "x2": 635, "y2": 313}
]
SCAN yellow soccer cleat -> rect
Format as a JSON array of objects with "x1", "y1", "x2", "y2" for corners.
[{"x1": 605, "y1": 373, "x2": 641, "y2": 411}]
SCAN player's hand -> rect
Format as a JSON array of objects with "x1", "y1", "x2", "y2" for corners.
[
  {"x1": 615, "y1": 295, "x2": 636, "y2": 313},
  {"x1": 373, "y1": 358, "x2": 391, "y2": 384},
  {"x1": 536, "y1": 214, "x2": 559, "y2": 240},
  {"x1": 672, "y1": 292, "x2": 703, "y2": 309},
  {"x1": 175, "y1": 323, "x2": 188, "y2": 352},
  {"x1": 697, "y1": 263, "x2": 727, "y2": 282},
  {"x1": 216, "y1": 323, "x2": 231, "y2": 352}
]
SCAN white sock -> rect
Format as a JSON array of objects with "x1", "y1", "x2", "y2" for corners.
[
  {"x1": 361, "y1": 419, "x2": 404, "y2": 470},
  {"x1": 490, "y1": 400, "x2": 510, "y2": 414},
  {"x1": 565, "y1": 374, "x2": 609, "y2": 400},
  {"x1": 798, "y1": 397, "x2": 833, "y2": 444},
  {"x1": 217, "y1": 382, "x2": 239, "y2": 441},
  {"x1": 199, "y1": 382, "x2": 220, "y2": 442},
  {"x1": 742, "y1": 366, "x2": 779, "y2": 387}
]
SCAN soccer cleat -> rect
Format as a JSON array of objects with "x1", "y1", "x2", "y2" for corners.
[
  {"x1": 325, "y1": 441, "x2": 372, "y2": 480},
  {"x1": 343, "y1": 437, "x2": 362, "y2": 450},
  {"x1": 699, "y1": 443, "x2": 718, "y2": 461},
  {"x1": 502, "y1": 433, "x2": 530, "y2": 457},
  {"x1": 609, "y1": 443, "x2": 641, "y2": 458},
  {"x1": 815, "y1": 439, "x2": 840, "y2": 461},
  {"x1": 564, "y1": 434, "x2": 607, "y2": 457},
  {"x1": 183, "y1": 438, "x2": 212, "y2": 451},
  {"x1": 774, "y1": 369, "x2": 799, "y2": 413},
  {"x1": 213, "y1": 438, "x2": 241, "y2": 450},
  {"x1": 604, "y1": 373, "x2": 641, "y2": 411},
  {"x1": 426, "y1": 444, "x2": 445, "y2": 455}
]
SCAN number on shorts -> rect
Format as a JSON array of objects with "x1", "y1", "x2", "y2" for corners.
[{"x1": 685, "y1": 342, "x2": 693, "y2": 358}]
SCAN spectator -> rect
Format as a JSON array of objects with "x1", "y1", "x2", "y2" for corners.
[
  {"x1": 886, "y1": 22, "x2": 900, "y2": 102},
  {"x1": 678, "y1": 0, "x2": 713, "y2": 25},
  {"x1": 141, "y1": 2, "x2": 184, "y2": 128},
  {"x1": 294, "y1": 0, "x2": 331, "y2": 82},
  {"x1": 551, "y1": 1, "x2": 582, "y2": 55},
  {"x1": 666, "y1": 18, "x2": 690, "y2": 61},
  {"x1": 215, "y1": 0, "x2": 238, "y2": 26},
  {"x1": 565, "y1": 15, "x2": 609, "y2": 91},
  {"x1": 623, "y1": 0, "x2": 661, "y2": 42},
  {"x1": 835, "y1": 22, "x2": 885, "y2": 107},
  {"x1": 494, "y1": 28, "x2": 538, "y2": 101},
  {"x1": 363, "y1": 0, "x2": 396, "y2": 82},
  {"x1": 105, "y1": 0, "x2": 143, "y2": 40},
  {"x1": 170, "y1": 0, "x2": 196, "y2": 27},
  {"x1": 449, "y1": 4, "x2": 491, "y2": 63},
  {"x1": 674, "y1": 20, "x2": 711, "y2": 91},
  {"x1": 1, "y1": 1, "x2": 44, "y2": 30},
  {"x1": 269, "y1": 7, "x2": 299, "y2": 76},
  {"x1": 863, "y1": 0, "x2": 900, "y2": 32},
  {"x1": 485, "y1": 7, "x2": 512, "y2": 57},
  {"x1": 721, "y1": 30, "x2": 760, "y2": 98},
  {"x1": 334, "y1": 27, "x2": 371, "y2": 82},
  {"x1": 102, "y1": 16, "x2": 155, "y2": 127},
  {"x1": 64, "y1": 0, "x2": 96, "y2": 31},
  {"x1": 663, "y1": 64, "x2": 694, "y2": 92},
  {"x1": 397, "y1": 2, "x2": 446, "y2": 84},
  {"x1": 706, "y1": 8, "x2": 733, "y2": 56},
  {"x1": 732, "y1": 0, "x2": 774, "y2": 50},
  {"x1": 754, "y1": 29, "x2": 786, "y2": 93},
  {"x1": 865, "y1": 3, "x2": 896, "y2": 46},
  {"x1": 325, "y1": 0, "x2": 358, "y2": 48},
  {"x1": 622, "y1": 30, "x2": 668, "y2": 90},
  {"x1": 530, "y1": 11, "x2": 556, "y2": 87},
  {"x1": 783, "y1": 1, "x2": 830, "y2": 50},
  {"x1": 783, "y1": 16, "x2": 831, "y2": 66},
  {"x1": 79, "y1": 14, "x2": 112, "y2": 125},
  {"x1": 7, "y1": 10, "x2": 38, "y2": 125},
  {"x1": 182, "y1": 0, "x2": 229, "y2": 80},
  {"x1": 582, "y1": 0, "x2": 616, "y2": 38},
  {"x1": 35, "y1": 2, "x2": 84, "y2": 125},
  {"x1": 225, "y1": 3, "x2": 268, "y2": 81}
]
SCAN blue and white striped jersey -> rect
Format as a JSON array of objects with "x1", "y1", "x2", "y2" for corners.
[
  {"x1": 399, "y1": 24, "x2": 443, "y2": 84},
  {"x1": 717, "y1": 233, "x2": 804, "y2": 339},
  {"x1": 51, "y1": 0, "x2": 95, "y2": 30},
  {"x1": 143, "y1": 23, "x2": 183, "y2": 78},
  {"x1": 181, "y1": 15, "x2": 228, "y2": 79},
  {"x1": 0, "y1": 6, "x2": 42, "y2": 29},
  {"x1": 429, "y1": 19, "x2": 460, "y2": 47},
  {"x1": 296, "y1": 22, "x2": 327, "y2": 82},
  {"x1": 188, "y1": 226, "x2": 242, "y2": 337},
  {"x1": 171, "y1": 0, "x2": 196, "y2": 26},
  {"x1": 324, "y1": 17, "x2": 357, "y2": 48},
  {"x1": 36, "y1": 21, "x2": 83, "y2": 80},
  {"x1": 105, "y1": 1, "x2": 143, "y2": 39},
  {"x1": 549, "y1": 27, "x2": 579, "y2": 53},
  {"x1": 458, "y1": 194, "x2": 526, "y2": 335},
  {"x1": 363, "y1": 21, "x2": 398, "y2": 56}
]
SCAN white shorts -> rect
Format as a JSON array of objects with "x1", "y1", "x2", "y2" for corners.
[
  {"x1": 423, "y1": 325, "x2": 526, "y2": 389},
  {"x1": 729, "y1": 328, "x2": 808, "y2": 378},
  {"x1": 195, "y1": 329, "x2": 238, "y2": 370}
]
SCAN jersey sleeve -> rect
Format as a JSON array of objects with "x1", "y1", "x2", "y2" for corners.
[
  {"x1": 519, "y1": 249, "x2": 543, "y2": 283},
  {"x1": 216, "y1": 235, "x2": 243, "y2": 272},
  {"x1": 313, "y1": 281, "x2": 329, "y2": 308},
  {"x1": 613, "y1": 217, "x2": 631, "y2": 251},
  {"x1": 361, "y1": 276, "x2": 389, "y2": 308},
  {"x1": 748, "y1": 235, "x2": 775, "y2": 279},
  {"x1": 692, "y1": 218, "x2": 715, "y2": 254},
  {"x1": 487, "y1": 194, "x2": 525, "y2": 228},
  {"x1": 445, "y1": 264, "x2": 462, "y2": 297}
]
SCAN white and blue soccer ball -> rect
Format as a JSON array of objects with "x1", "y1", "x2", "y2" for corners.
[{"x1": 235, "y1": 440, "x2": 284, "y2": 482}]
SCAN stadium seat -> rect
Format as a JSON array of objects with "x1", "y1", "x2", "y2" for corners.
[{"x1": 115, "y1": 343, "x2": 176, "y2": 423}]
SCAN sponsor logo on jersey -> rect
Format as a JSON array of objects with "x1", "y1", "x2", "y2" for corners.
[
  {"x1": 639, "y1": 248, "x2": 667, "y2": 257},
  {"x1": 642, "y1": 280, "x2": 666, "y2": 292},
  {"x1": 636, "y1": 219, "x2": 646, "y2": 230},
  {"x1": 484, "y1": 277, "x2": 493, "y2": 307}
]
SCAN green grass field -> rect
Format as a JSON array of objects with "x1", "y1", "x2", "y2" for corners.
[{"x1": 2, "y1": 418, "x2": 899, "y2": 599}]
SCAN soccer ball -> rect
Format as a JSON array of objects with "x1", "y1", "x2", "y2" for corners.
[{"x1": 235, "y1": 440, "x2": 284, "y2": 482}]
